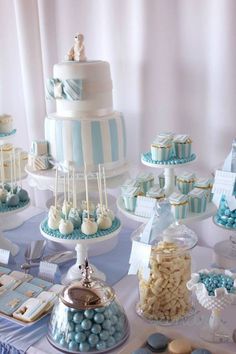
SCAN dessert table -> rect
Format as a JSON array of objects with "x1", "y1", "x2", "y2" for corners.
[{"x1": 1, "y1": 206, "x2": 236, "y2": 354}]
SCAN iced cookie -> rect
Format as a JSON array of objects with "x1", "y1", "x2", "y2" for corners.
[
  {"x1": 10, "y1": 271, "x2": 33, "y2": 282},
  {"x1": 0, "y1": 290, "x2": 28, "y2": 315},
  {"x1": 15, "y1": 282, "x2": 43, "y2": 297},
  {"x1": 13, "y1": 298, "x2": 49, "y2": 322},
  {"x1": 147, "y1": 332, "x2": 169, "y2": 352},
  {"x1": 168, "y1": 338, "x2": 192, "y2": 354},
  {"x1": 37, "y1": 291, "x2": 57, "y2": 311},
  {"x1": 0, "y1": 274, "x2": 22, "y2": 291},
  {"x1": 29, "y1": 277, "x2": 53, "y2": 290}
]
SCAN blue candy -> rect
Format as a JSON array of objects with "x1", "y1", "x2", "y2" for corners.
[
  {"x1": 75, "y1": 332, "x2": 86, "y2": 343},
  {"x1": 94, "y1": 313, "x2": 105, "y2": 324},
  {"x1": 96, "y1": 341, "x2": 107, "y2": 351},
  {"x1": 88, "y1": 333, "x2": 99, "y2": 347},
  {"x1": 106, "y1": 336, "x2": 116, "y2": 348},
  {"x1": 81, "y1": 319, "x2": 92, "y2": 330},
  {"x1": 79, "y1": 342, "x2": 90, "y2": 352},
  {"x1": 68, "y1": 340, "x2": 78, "y2": 351},
  {"x1": 73, "y1": 312, "x2": 84, "y2": 324}
]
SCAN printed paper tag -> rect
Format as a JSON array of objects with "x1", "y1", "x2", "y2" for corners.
[
  {"x1": 39, "y1": 261, "x2": 58, "y2": 282},
  {"x1": 128, "y1": 240, "x2": 151, "y2": 275},
  {"x1": 135, "y1": 196, "x2": 156, "y2": 217},
  {"x1": 140, "y1": 215, "x2": 154, "y2": 244},
  {"x1": 212, "y1": 170, "x2": 236, "y2": 196},
  {"x1": 0, "y1": 249, "x2": 10, "y2": 264}
]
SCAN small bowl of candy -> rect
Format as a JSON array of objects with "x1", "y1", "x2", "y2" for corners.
[{"x1": 187, "y1": 268, "x2": 236, "y2": 343}]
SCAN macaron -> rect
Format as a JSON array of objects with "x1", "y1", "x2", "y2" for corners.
[
  {"x1": 191, "y1": 350, "x2": 212, "y2": 354},
  {"x1": 168, "y1": 338, "x2": 192, "y2": 354},
  {"x1": 132, "y1": 349, "x2": 152, "y2": 354},
  {"x1": 147, "y1": 332, "x2": 169, "y2": 352}
]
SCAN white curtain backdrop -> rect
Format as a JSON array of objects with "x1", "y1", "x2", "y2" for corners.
[{"x1": 0, "y1": 0, "x2": 236, "y2": 245}]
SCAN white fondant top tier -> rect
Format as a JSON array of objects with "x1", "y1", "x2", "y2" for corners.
[{"x1": 53, "y1": 60, "x2": 113, "y2": 116}]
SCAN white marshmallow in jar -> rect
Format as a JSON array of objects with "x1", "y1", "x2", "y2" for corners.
[{"x1": 137, "y1": 240, "x2": 192, "y2": 323}]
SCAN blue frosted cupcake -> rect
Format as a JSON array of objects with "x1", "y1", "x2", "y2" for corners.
[
  {"x1": 151, "y1": 137, "x2": 173, "y2": 162},
  {"x1": 188, "y1": 188, "x2": 207, "y2": 213},
  {"x1": 173, "y1": 134, "x2": 192, "y2": 159},
  {"x1": 169, "y1": 192, "x2": 189, "y2": 219},
  {"x1": 194, "y1": 177, "x2": 213, "y2": 202},
  {"x1": 122, "y1": 186, "x2": 143, "y2": 212},
  {"x1": 177, "y1": 172, "x2": 196, "y2": 195},
  {"x1": 136, "y1": 173, "x2": 154, "y2": 194}
]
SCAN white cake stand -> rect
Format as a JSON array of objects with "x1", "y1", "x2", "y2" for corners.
[
  {"x1": 40, "y1": 217, "x2": 122, "y2": 283},
  {"x1": 117, "y1": 195, "x2": 217, "y2": 224},
  {"x1": 0, "y1": 129, "x2": 17, "y2": 140},
  {"x1": 141, "y1": 151, "x2": 197, "y2": 196},
  {"x1": 26, "y1": 162, "x2": 130, "y2": 193}
]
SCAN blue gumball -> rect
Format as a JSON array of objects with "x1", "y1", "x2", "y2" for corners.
[
  {"x1": 59, "y1": 338, "x2": 67, "y2": 348},
  {"x1": 100, "y1": 330, "x2": 109, "y2": 341},
  {"x1": 67, "y1": 332, "x2": 76, "y2": 341},
  {"x1": 91, "y1": 324, "x2": 102, "y2": 334},
  {"x1": 68, "y1": 321, "x2": 75, "y2": 331},
  {"x1": 79, "y1": 342, "x2": 90, "y2": 352},
  {"x1": 68, "y1": 341, "x2": 78, "y2": 351},
  {"x1": 88, "y1": 333, "x2": 99, "y2": 347},
  {"x1": 81, "y1": 319, "x2": 92, "y2": 330},
  {"x1": 94, "y1": 313, "x2": 105, "y2": 324},
  {"x1": 106, "y1": 336, "x2": 116, "y2": 348},
  {"x1": 75, "y1": 332, "x2": 86, "y2": 343},
  {"x1": 84, "y1": 309, "x2": 94, "y2": 319},
  {"x1": 96, "y1": 341, "x2": 107, "y2": 351},
  {"x1": 109, "y1": 326, "x2": 116, "y2": 336},
  {"x1": 102, "y1": 319, "x2": 112, "y2": 330},
  {"x1": 75, "y1": 324, "x2": 83, "y2": 332},
  {"x1": 73, "y1": 312, "x2": 84, "y2": 324},
  {"x1": 114, "y1": 331, "x2": 124, "y2": 342}
]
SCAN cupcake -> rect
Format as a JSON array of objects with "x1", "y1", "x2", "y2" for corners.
[
  {"x1": 194, "y1": 177, "x2": 213, "y2": 202},
  {"x1": 173, "y1": 134, "x2": 192, "y2": 159},
  {"x1": 122, "y1": 186, "x2": 143, "y2": 212},
  {"x1": 151, "y1": 137, "x2": 173, "y2": 162},
  {"x1": 169, "y1": 192, "x2": 189, "y2": 219},
  {"x1": 146, "y1": 185, "x2": 165, "y2": 201},
  {"x1": 136, "y1": 173, "x2": 154, "y2": 194},
  {"x1": 177, "y1": 172, "x2": 196, "y2": 194},
  {"x1": 188, "y1": 188, "x2": 207, "y2": 213},
  {"x1": 121, "y1": 178, "x2": 142, "y2": 194}
]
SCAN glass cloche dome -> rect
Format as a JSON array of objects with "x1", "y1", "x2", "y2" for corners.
[{"x1": 47, "y1": 259, "x2": 129, "y2": 353}]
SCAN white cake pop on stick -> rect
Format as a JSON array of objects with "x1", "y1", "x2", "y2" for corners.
[
  {"x1": 62, "y1": 172, "x2": 72, "y2": 217},
  {"x1": 0, "y1": 146, "x2": 7, "y2": 202},
  {"x1": 48, "y1": 168, "x2": 61, "y2": 230},
  {"x1": 68, "y1": 167, "x2": 81, "y2": 228},
  {"x1": 59, "y1": 171, "x2": 74, "y2": 235},
  {"x1": 6, "y1": 152, "x2": 19, "y2": 207},
  {"x1": 97, "y1": 169, "x2": 112, "y2": 230},
  {"x1": 16, "y1": 150, "x2": 29, "y2": 202},
  {"x1": 81, "y1": 164, "x2": 98, "y2": 235},
  {"x1": 103, "y1": 166, "x2": 115, "y2": 221}
]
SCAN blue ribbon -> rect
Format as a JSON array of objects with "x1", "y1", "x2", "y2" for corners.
[{"x1": 45, "y1": 78, "x2": 83, "y2": 100}]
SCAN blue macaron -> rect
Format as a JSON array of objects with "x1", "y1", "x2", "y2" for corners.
[{"x1": 146, "y1": 332, "x2": 169, "y2": 352}]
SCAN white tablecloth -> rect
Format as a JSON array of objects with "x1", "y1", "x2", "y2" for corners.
[{"x1": 27, "y1": 246, "x2": 236, "y2": 354}]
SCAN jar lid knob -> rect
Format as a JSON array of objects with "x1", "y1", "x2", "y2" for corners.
[{"x1": 79, "y1": 258, "x2": 93, "y2": 287}]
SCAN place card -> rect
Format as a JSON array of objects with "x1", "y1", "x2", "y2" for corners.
[
  {"x1": 135, "y1": 196, "x2": 156, "y2": 217},
  {"x1": 140, "y1": 215, "x2": 154, "y2": 244},
  {"x1": 0, "y1": 249, "x2": 10, "y2": 265},
  {"x1": 212, "y1": 170, "x2": 236, "y2": 197},
  {"x1": 39, "y1": 261, "x2": 59, "y2": 282},
  {"x1": 128, "y1": 240, "x2": 151, "y2": 276}
]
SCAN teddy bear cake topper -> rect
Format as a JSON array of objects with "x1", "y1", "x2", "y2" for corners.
[{"x1": 66, "y1": 33, "x2": 87, "y2": 62}]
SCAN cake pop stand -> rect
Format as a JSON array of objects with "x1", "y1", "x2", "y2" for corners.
[
  {"x1": 0, "y1": 129, "x2": 17, "y2": 140},
  {"x1": 0, "y1": 200, "x2": 30, "y2": 255},
  {"x1": 25, "y1": 162, "x2": 129, "y2": 192},
  {"x1": 40, "y1": 217, "x2": 122, "y2": 283}
]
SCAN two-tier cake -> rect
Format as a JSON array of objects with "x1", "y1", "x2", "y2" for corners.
[{"x1": 44, "y1": 34, "x2": 126, "y2": 173}]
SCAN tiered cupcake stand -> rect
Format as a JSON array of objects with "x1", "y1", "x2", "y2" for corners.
[
  {"x1": 0, "y1": 129, "x2": 30, "y2": 256},
  {"x1": 117, "y1": 151, "x2": 216, "y2": 225}
]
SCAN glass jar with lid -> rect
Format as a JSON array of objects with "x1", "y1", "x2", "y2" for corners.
[
  {"x1": 133, "y1": 223, "x2": 195, "y2": 323},
  {"x1": 47, "y1": 259, "x2": 129, "y2": 353}
]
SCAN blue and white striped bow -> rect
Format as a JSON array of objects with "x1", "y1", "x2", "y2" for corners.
[{"x1": 45, "y1": 78, "x2": 84, "y2": 100}]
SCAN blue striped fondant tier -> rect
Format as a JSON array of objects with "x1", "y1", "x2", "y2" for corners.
[
  {"x1": 45, "y1": 113, "x2": 126, "y2": 170},
  {"x1": 40, "y1": 217, "x2": 121, "y2": 240},
  {"x1": 0, "y1": 199, "x2": 30, "y2": 213},
  {"x1": 141, "y1": 151, "x2": 196, "y2": 165}
]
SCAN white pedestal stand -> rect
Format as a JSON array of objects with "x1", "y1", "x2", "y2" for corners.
[{"x1": 62, "y1": 244, "x2": 106, "y2": 285}]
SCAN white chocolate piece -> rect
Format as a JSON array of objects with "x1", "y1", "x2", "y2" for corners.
[
  {"x1": 81, "y1": 218, "x2": 98, "y2": 235},
  {"x1": 59, "y1": 219, "x2": 74, "y2": 235},
  {"x1": 97, "y1": 214, "x2": 112, "y2": 230}
]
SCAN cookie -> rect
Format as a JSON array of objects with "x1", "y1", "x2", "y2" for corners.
[
  {"x1": 29, "y1": 277, "x2": 53, "y2": 290},
  {"x1": 147, "y1": 332, "x2": 169, "y2": 352},
  {"x1": 191, "y1": 350, "x2": 212, "y2": 354},
  {"x1": 37, "y1": 291, "x2": 57, "y2": 311},
  {"x1": 10, "y1": 271, "x2": 33, "y2": 282},
  {"x1": 13, "y1": 298, "x2": 49, "y2": 322},
  {"x1": 168, "y1": 338, "x2": 192, "y2": 354},
  {"x1": 0, "y1": 290, "x2": 28, "y2": 315},
  {"x1": 15, "y1": 282, "x2": 43, "y2": 297},
  {"x1": 0, "y1": 274, "x2": 22, "y2": 291}
]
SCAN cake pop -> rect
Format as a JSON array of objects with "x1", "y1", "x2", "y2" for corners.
[
  {"x1": 68, "y1": 208, "x2": 81, "y2": 228},
  {"x1": 6, "y1": 193, "x2": 19, "y2": 207},
  {"x1": 81, "y1": 217, "x2": 98, "y2": 235},
  {"x1": 0, "y1": 188, "x2": 7, "y2": 203},
  {"x1": 16, "y1": 187, "x2": 29, "y2": 202},
  {"x1": 48, "y1": 206, "x2": 61, "y2": 230},
  {"x1": 59, "y1": 218, "x2": 74, "y2": 235},
  {"x1": 97, "y1": 212, "x2": 112, "y2": 230}
]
